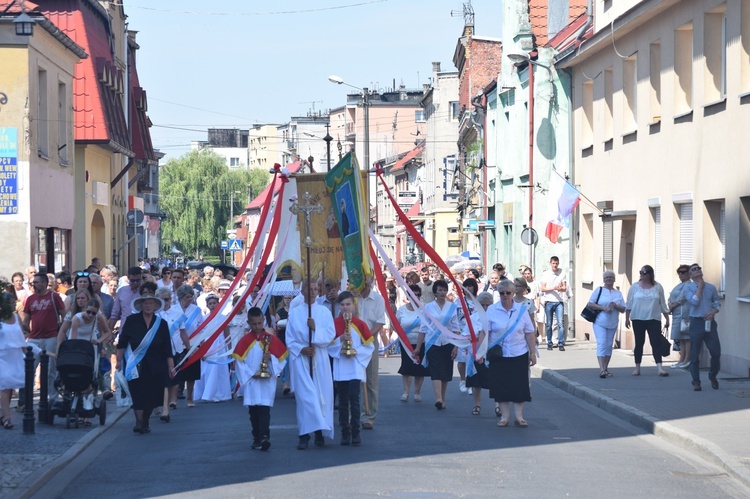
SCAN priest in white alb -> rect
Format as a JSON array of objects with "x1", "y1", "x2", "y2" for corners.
[{"x1": 286, "y1": 279, "x2": 335, "y2": 449}]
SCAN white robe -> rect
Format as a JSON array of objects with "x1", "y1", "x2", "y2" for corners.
[
  {"x1": 286, "y1": 302, "x2": 335, "y2": 438},
  {"x1": 235, "y1": 339, "x2": 286, "y2": 407},
  {"x1": 327, "y1": 320, "x2": 374, "y2": 382}
]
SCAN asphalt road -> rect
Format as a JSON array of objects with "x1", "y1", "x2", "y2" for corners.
[{"x1": 34, "y1": 357, "x2": 749, "y2": 498}]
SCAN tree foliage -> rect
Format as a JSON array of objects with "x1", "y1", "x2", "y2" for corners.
[{"x1": 159, "y1": 150, "x2": 270, "y2": 258}]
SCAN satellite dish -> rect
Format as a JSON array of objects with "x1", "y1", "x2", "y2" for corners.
[{"x1": 521, "y1": 227, "x2": 538, "y2": 246}]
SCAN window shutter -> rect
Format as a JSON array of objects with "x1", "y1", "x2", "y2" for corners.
[
  {"x1": 603, "y1": 219, "x2": 613, "y2": 264},
  {"x1": 653, "y1": 207, "x2": 661, "y2": 280},
  {"x1": 679, "y1": 203, "x2": 693, "y2": 264}
]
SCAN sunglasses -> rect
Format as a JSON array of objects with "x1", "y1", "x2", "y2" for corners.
[
  {"x1": 639, "y1": 270, "x2": 650, "y2": 275},
  {"x1": 677, "y1": 270, "x2": 689, "y2": 274},
  {"x1": 130, "y1": 278, "x2": 142, "y2": 284},
  {"x1": 414, "y1": 294, "x2": 422, "y2": 297},
  {"x1": 84, "y1": 310, "x2": 97, "y2": 316},
  {"x1": 76, "y1": 271, "x2": 90, "y2": 277},
  {"x1": 690, "y1": 267, "x2": 701, "y2": 272},
  {"x1": 498, "y1": 291, "x2": 513, "y2": 296}
]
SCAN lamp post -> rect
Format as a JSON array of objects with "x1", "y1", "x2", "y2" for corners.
[
  {"x1": 328, "y1": 74, "x2": 371, "y2": 188},
  {"x1": 506, "y1": 51, "x2": 552, "y2": 271}
]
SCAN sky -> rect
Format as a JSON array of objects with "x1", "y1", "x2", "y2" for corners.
[{"x1": 122, "y1": 0, "x2": 503, "y2": 161}]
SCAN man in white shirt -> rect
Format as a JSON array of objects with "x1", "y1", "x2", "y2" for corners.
[
  {"x1": 356, "y1": 277, "x2": 385, "y2": 430},
  {"x1": 540, "y1": 256, "x2": 568, "y2": 351}
]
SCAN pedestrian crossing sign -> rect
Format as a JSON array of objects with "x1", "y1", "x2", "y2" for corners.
[{"x1": 228, "y1": 239, "x2": 243, "y2": 252}]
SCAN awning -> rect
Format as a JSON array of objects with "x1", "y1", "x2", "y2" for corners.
[{"x1": 391, "y1": 145, "x2": 423, "y2": 171}]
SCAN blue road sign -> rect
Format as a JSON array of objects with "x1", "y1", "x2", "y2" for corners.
[
  {"x1": 220, "y1": 240, "x2": 228, "y2": 250},
  {"x1": 228, "y1": 239, "x2": 243, "y2": 252}
]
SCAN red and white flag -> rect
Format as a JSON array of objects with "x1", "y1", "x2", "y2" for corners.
[{"x1": 545, "y1": 172, "x2": 581, "y2": 243}]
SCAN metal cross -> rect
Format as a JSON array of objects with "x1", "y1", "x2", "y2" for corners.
[{"x1": 289, "y1": 191, "x2": 325, "y2": 247}]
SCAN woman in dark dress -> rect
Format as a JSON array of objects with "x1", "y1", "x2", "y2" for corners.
[{"x1": 116, "y1": 295, "x2": 174, "y2": 434}]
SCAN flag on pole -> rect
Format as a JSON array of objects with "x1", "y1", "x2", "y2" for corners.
[
  {"x1": 545, "y1": 171, "x2": 581, "y2": 243},
  {"x1": 324, "y1": 152, "x2": 371, "y2": 292}
]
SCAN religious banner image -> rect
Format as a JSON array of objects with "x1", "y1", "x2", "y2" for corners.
[
  {"x1": 294, "y1": 174, "x2": 345, "y2": 285},
  {"x1": 324, "y1": 153, "x2": 370, "y2": 292}
]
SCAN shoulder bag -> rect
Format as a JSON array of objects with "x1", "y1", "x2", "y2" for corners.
[{"x1": 580, "y1": 287, "x2": 603, "y2": 323}]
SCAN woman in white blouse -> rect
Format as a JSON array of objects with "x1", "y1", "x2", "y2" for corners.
[
  {"x1": 625, "y1": 265, "x2": 670, "y2": 377},
  {"x1": 483, "y1": 280, "x2": 536, "y2": 427},
  {"x1": 586, "y1": 271, "x2": 626, "y2": 378}
]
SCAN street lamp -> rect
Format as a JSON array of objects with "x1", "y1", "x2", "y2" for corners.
[
  {"x1": 506, "y1": 49, "x2": 552, "y2": 271},
  {"x1": 13, "y1": 12, "x2": 35, "y2": 36},
  {"x1": 328, "y1": 75, "x2": 370, "y2": 176}
]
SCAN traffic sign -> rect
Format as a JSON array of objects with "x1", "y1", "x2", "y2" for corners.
[
  {"x1": 220, "y1": 240, "x2": 228, "y2": 250},
  {"x1": 126, "y1": 209, "x2": 144, "y2": 225},
  {"x1": 126, "y1": 226, "x2": 144, "y2": 236},
  {"x1": 228, "y1": 239, "x2": 243, "y2": 252}
]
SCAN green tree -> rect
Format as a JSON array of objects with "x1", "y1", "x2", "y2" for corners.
[{"x1": 159, "y1": 150, "x2": 269, "y2": 258}]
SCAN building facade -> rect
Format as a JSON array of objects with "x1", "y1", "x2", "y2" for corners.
[
  {"x1": 561, "y1": 0, "x2": 750, "y2": 375},
  {"x1": 0, "y1": 8, "x2": 85, "y2": 276}
]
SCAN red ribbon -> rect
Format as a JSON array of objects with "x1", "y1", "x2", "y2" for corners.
[
  {"x1": 179, "y1": 175, "x2": 285, "y2": 369},
  {"x1": 375, "y1": 171, "x2": 477, "y2": 353},
  {"x1": 369, "y1": 244, "x2": 414, "y2": 354}
]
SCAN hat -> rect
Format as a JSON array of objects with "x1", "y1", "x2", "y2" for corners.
[
  {"x1": 218, "y1": 280, "x2": 231, "y2": 291},
  {"x1": 131, "y1": 295, "x2": 164, "y2": 313},
  {"x1": 205, "y1": 293, "x2": 220, "y2": 302}
]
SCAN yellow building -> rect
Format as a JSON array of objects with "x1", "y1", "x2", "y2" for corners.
[{"x1": 0, "y1": 10, "x2": 85, "y2": 275}]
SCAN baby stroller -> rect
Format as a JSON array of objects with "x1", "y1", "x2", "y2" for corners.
[{"x1": 49, "y1": 339, "x2": 107, "y2": 428}]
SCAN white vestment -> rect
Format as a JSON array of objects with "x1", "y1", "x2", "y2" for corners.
[
  {"x1": 327, "y1": 320, "x2": 374, "y2": 382},
  {"x1": 287, "y1": 302, "x2": 335, "y2": 438},
  {"x1": 236, "y1": 338, "x2": 286, "y2": 407}
]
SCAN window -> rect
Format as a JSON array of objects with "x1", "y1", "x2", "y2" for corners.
[
  {"x1": 674, "y1": 23, "x2": 694, "y2": 116},
  {"x1": 651, "y1": 206, "x2": 662, "y2": 280},
  {"x1": 34, "y1": 228, "x2": 69, "y2": 273},
  {"x1": 678, "y1": 202, "x2": 694, "y2": 264},
  {"x1": 230, "y1": 157, "x2": 241, "y2": 167},
  {"x1": 58, "y1": 82, "x2": 68, "y2": 165},
  {"x1": 38, "y1": 68, "x2": 49, "y2": 157},
  {"x1": 704, "y1": 5, "x2": 727, "y2": 104},
  {"x1": 704, "y1": 200, "x2": 726, "y2": 295},
  {"x1": 742, "y1": 0, "x2": 750, "y2": 92},
  {"x1": 582, "y1": 80, "x2": 594, "y2": 148},
  {"x1": 604, "y1": 67, "x2": 614, "y2": 141},
  {"x1": 582, "y1": 213, "x2": 594, "y2": 283},
  {"x1": 649, "y1": 40, "x2": 662, "y2": 122},
  {"x1": 740, "y1": 197, "x2": 750, "y2": 297},
  {"x1": 450, "y1": 101, "x2": 460, "y2": 120},
  {"x1": 415, "y1": 110, "x2": 426, "y2": 123},
  {"x1": 623, "y1": 53, "x2": 638, "y2": 133}
]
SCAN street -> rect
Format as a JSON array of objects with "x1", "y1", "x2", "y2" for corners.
[{"x1": 31, "y1": 357, "x2": 749, "y2": 498}]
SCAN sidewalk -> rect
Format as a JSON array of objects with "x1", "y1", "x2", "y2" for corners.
[
  {"x1": 533, "y1": 339, "x2": 750, "y2": 488},
  {"x1": 1, "y1": 397, "x2": 129, "y2": 499}
]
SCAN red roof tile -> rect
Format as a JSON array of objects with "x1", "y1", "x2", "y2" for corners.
[
  {"x1": 39, "y1": 1, "x2": 131, "y2": 151},
  {"x1": 391, "y1": 145, "x2": 423, "y2": 172}
]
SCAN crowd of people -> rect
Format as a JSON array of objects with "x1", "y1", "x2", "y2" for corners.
[{"x1": 0, "y1": 254, "x2": 722, "y2": 444}]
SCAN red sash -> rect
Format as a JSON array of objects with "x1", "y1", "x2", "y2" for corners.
[
  {"x1": 232, "y1": 331, "x2": 288, "y2": 362},
  {"x1": 334, "y1": 316, "x2": 374, "y2": 344}
]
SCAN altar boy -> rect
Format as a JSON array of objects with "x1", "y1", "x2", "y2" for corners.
[
  {"x1": 232, "y1": 307, "x2": 287, "y2": 451},
  {"x1": 327, "y1": 291, "x2": 374, "y2": 446}
]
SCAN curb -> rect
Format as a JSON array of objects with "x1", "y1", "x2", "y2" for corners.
[
  {"x1": 9, "y1": 405, "x2": 130, "y2": 499},
  {"x1": 533, "y1": 363, "x2": 750, "y2": 490}
]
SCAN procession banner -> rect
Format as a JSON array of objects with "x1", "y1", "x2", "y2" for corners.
[
  {"x1": 294, "y1": 173, "x2": 345, "y2": 285},
  {"x1": 323, "y1": 153, "x2": 370, "y2": 292}
]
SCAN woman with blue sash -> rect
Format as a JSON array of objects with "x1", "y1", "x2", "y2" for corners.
[
  {"x1": 116, "y1": 295, "x2": 174, "y2": 434},
  {"x1": 415, "y1": 280, "x2": 460, "y2": 411},
  {"x1": 156, "y1": 286, "x2": 189, "y2": 422},
  {"x1": 485, "y1": 280, "x2": 536, "y2": 428},
  {"x1": 396, "y1": 284, "x2": 429, "y2": 402},
  {"x1": 174, "y1": 284, "x2": 204, "y2": 407}
]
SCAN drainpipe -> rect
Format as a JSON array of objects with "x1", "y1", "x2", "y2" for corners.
[
  {"x1": 563, "y1": 67, "x2": 577, "y2": 341},
  {"x1": 575, "y1": 0, "x2": 593, "y2": 44}
]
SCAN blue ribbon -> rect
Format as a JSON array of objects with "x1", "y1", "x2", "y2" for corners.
[
  {"x1": 422, "y1": 302, "x2": 457, "y2": 368},
  {"x1": 125, "y1": 316, "x2": 163, "y2": 381}
]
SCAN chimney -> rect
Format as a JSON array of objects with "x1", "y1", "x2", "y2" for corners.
[{"x1": 432, "y1": 61, "x2": 441, "y2": 73}]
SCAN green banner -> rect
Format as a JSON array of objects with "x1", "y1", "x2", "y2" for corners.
[{"x1": 324, "y1": 153, "x2": 369, "y2": 292}]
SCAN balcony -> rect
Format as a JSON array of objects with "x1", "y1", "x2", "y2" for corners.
[
  {"x1": 136, "y1": 164, "x2": 154, "y2": 193},
  {"x1": 345, "y1": 122, "x2": 355, "y2": 137}
]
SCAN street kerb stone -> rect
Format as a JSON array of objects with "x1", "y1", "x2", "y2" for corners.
[
  {"x1": 533, "y1": 363, "x2": 750, "y2": 490},
  {"x1": 6, "y1": 405, "x2": 130, "y2": 499}
]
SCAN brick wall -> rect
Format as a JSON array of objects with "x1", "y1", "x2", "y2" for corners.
[{"x1": 458, "y1": 39, "x2": 502, "y2": 111}]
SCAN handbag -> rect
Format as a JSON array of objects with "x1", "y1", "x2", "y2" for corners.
[
  {"x1": 658, "y1": 327, "x2": 672, "y2": 357},
  {"x1": 487, "y1": 344, "x2": 503, "y2": 362},
  {"x1": 680, "y1": 319, "x2": 690, "y2": 333},
  {"x1": 581, "y1": 287, "x2": 603, "y2": 323}
]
